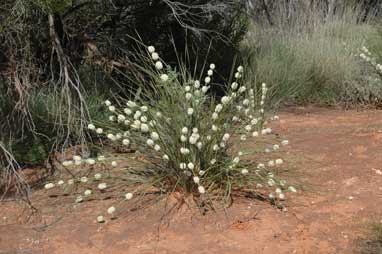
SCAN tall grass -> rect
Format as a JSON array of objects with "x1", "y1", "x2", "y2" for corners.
[{"x1": 244, "y1": 3, "x2": 382, "y2": 106}]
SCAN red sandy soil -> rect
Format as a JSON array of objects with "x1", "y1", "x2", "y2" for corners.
[{"x1": 1, "y1": 107, "x2": 382, "y2": 254}]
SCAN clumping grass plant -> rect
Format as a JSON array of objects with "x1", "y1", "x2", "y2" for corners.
[
  {"x1": 44, "y1": 45, "x2": 295, "y2": 223},
  {"x1": 243, "y1": 4, "x2": 382, "y2": 106}
]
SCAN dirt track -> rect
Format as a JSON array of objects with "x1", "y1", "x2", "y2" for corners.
[{"x1": 1, "y1": 107, "x2": 382, "y2": 254}]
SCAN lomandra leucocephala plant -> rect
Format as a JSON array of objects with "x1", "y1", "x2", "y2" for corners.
[{"x1": 44, "y1": 45, "x2": 296, "y2": 223}]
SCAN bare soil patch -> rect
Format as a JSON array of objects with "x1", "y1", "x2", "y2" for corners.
[{"x1": 1, "y1": 107, "x2": 382, "y2": 254}]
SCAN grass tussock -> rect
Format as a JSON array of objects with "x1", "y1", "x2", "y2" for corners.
[
  {"x1": 244, "y1": 4, "x2": 382, "y2": 107},
  {"x1": 360, "y1": 222, "x2": 382, "y2": 254}
]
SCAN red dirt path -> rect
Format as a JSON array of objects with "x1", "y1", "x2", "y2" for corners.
[{"x1": 1, "y1": 107, "x2": 382, "y2": 254}]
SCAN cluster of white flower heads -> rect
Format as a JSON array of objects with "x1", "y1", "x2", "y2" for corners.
[
  {"x1": 43, "y1": 45, "x2": 298, "y2": 222},
  {"x1": 360, "y1": 46, "x2": 382, "y2": 74}
]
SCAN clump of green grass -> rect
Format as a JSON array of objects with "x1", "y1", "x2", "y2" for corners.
[
  {"x1": 42, "y1": 45, "x2": 296, "y2": 222},
  {"x1": 361, "y1": 222, "x2": 382, "y2": 254},
  {"x1": 243, "y1": 5, "x2": 382, "y2": 107}
]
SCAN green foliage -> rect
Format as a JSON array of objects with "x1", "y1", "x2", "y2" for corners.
[
  {"x1": 360, "y1": 222, "x2": 382, "y2": 254},
  {"x1": 31, "y1": 0, "x2": 72, "y2": 13},
  {"x1": 244, "y1": 7, "x2": 382, "y2": 106},
  {"x1": 44, "y1": 48, "x2": 295, "y2": 217}
]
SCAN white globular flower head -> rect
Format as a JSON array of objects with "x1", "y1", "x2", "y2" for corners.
[
  {"x1": 148, "y1": 46, "x2": 155, "y2": 53},
  {"x1": 189, "y1": 133, "x2": 200, "y2": 144},
  {"x1": 185, "y1": 93, "x2": 192, "y2": 100},
  {"x1": 75, "y1": 196, "x2": 83, "y2": 203},
  {"x1": 125, "y1": 193, "x2": 133, "y2": 200},
  {"x1": 140, "y1": 115, "x2": 147, "y2": 122},
  {"x1": 62, "y1": 160, "x2": 73, "y2": 167},
  {"x1": 184, "y1": 85, "x2": 191, "y2": 92},
  {"x1": 241, "y1": 169, "x2": 248, "y2": 175},
  {"x1": 233, "y1": 156, "x2": 240, "y2": 164},
  {"x1": 86, "y1": 158, "x2": 96, "y2": 165},
  {"x1": 108, "y1": 105, "x2": 116, "y2": 112},
  {"x1": 154, "y1": 144, "x2": 161, "y2": 151},
  {"x1": 281, "y1": 140, "x2": 289, "y2": 146},
  {"x1": 160, "y1": 74, "x2": 169, "y2": 82},
  {"x1": 201, "y1": 86, "x2": 209, "y2": 93},
  {"x1": 198, "y1": 186, "x2": 206, "y2": 194},
  {"x1": 44, "y1": 183, "x2": 55, "y2": 189},
  {"x1": 96, "y1": 128, "x2": 103, "y2": 134},
  {"x1": 180, "y1": 135, "x2": 187, "y2": 142},
  {"x1": 221, "y1": 96, "x2": 230, "y2": 105},
  {"x1": 180, "y1": 147, "x2": 190, "y2": 155},
  {"x1": 155, "y1": 61, "x2": 163, "y2": 70},
  {"x1": 117, "y1": 114, "x2": 125, "y2": 122},
  {"x1": 231, "y1": 82, "x2": 238, "y2": 90},
  {"x1": 105, "y1": 100, "x2": 112, "y2": 106},
  {"x1": 212, "y1": 112, "x2": 218, "y2": 120},
  {"x1": 151, "y1": 132, "x2": 159, "y2": 141},
  {"x1": 209, "y1": 63, "x2": 216, "y2": 70},
  {"x1": 152, "y1": 52, "x2": 159, "y2": 61},
  {"x1": 237, "y1": 66, "x2": 244, "y2": 73},
  {"x1": 204, "y1": 76, "x2": 211, "y2": 84},
  {"x1": 97, "y1": 216, "x2": 105, "y2": 223},
  {"x1": 88, "y1": 124, "x2": 96, "y2": 130},
  {"x1": 162, "y1": 154, "x2": 169, "y2": 161},
  {"x1": 180, "y1": 163, "x2": 187, "y2": 170},
  {"x1": 207, "y1": 69, "x2": 213, "y2": 76},
  {"x1": 122, "y1": 139, "x2": 130, "y2": 146},
  {"x1": 94, "y1": 173, "x2": 102, "y2": 180},
  {"x1": 215, "y1": 104, "x2": 223, "y2": 113},
  {"x1": 146, "y1": 139, "x2": 154, "y2": 147},
  {"x1": 193, "y1": 176, "x2": 200, "y2": 184},
  {"x1": 222, "y1": 133, "x2": 230, "y2": 142},
  {"x1": 243, "y1": 99, "x2": 250, "y2": 106},
  {"x1": 127, "y1": 101, "x2": 137, "y2": 108},
  {"x1": 194, "y1": 80, "x2": 200, "y2": 88},
  {"x1": 140, "y1": 123, "x2": 149, "y2": 133},
  {"x1": 133, "y1": 110, "x2": 142, "y2": 119},
  {"x1": 187, "y1": 162, "x2": 195, "y2": 170},
  {"x1": 181, "y1": 127, "x2": 188, "y2": 134},
  {"x1": 111, "y1": 161, "x2": 117, "y2": 167},
  {"x1": 187, "y1": 108, "x2": 194, "y2": 115},
  {"x1": 98, "y1": 182, "x2": 107, "y2": 190},
  {"x1": 107, "y1": 206, "x2": 116, "y2": 214},
  {"x1": 275, "y1": 159, "x2": 283, "y2": 165}
]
